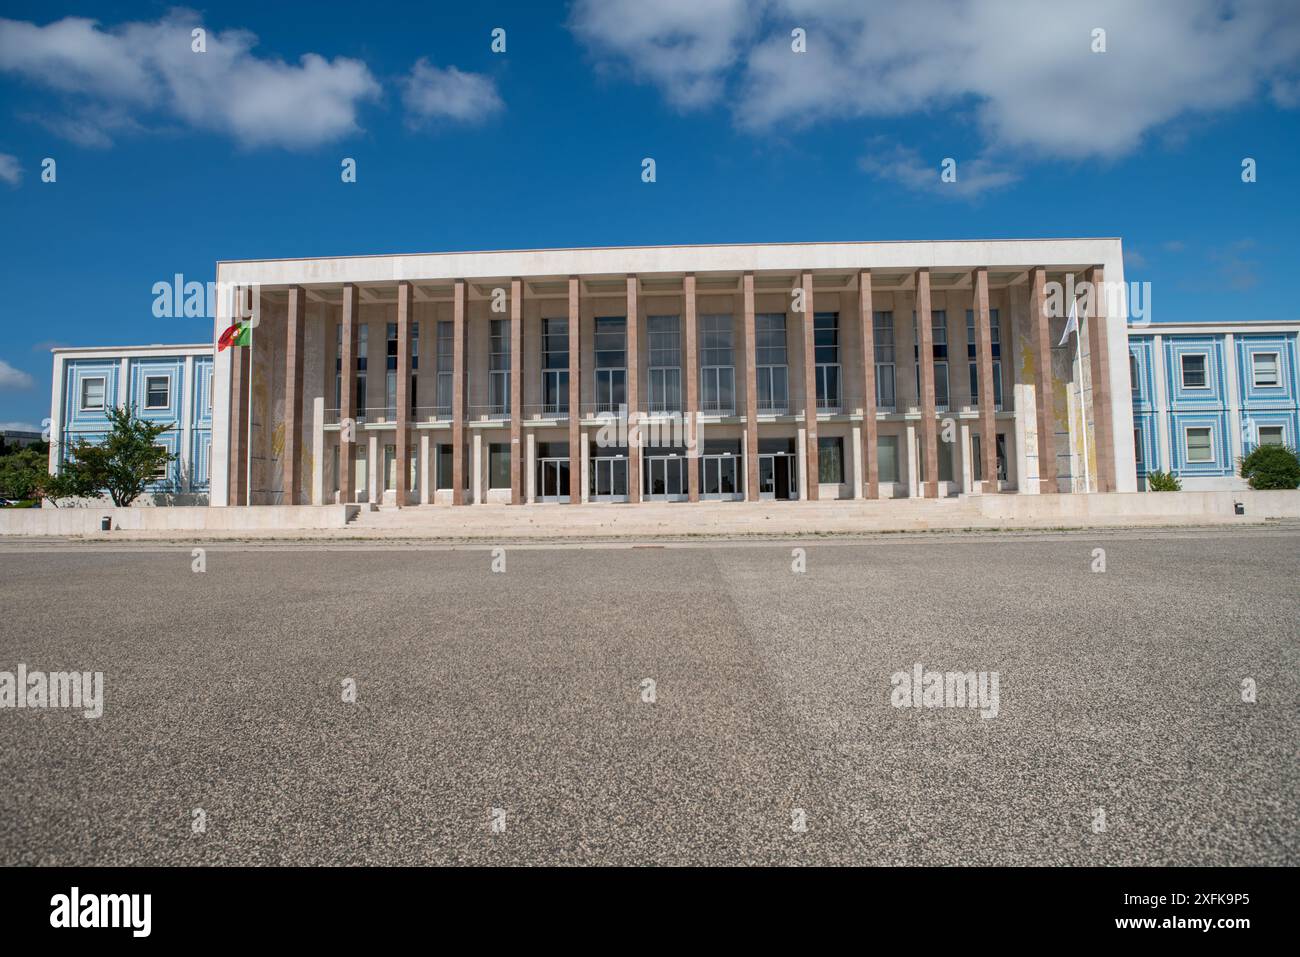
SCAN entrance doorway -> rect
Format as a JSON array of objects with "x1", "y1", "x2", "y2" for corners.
[
  {"x1": 590, "y1": 455, "x2": 628, "y2": 501},
  {"x1": 700, "y1": 454, "x2": 740, "y2": 499},
  {"x1": 537, "y1": 457, "x2": 570, "y2": 503},
  {"x1": 758, "y1": 452, "x2": 797, "y2": 500},
  {"x1": 643, "y1": 453, "x2": 687, "y2": 501}
]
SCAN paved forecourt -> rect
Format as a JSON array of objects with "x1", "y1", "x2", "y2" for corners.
[{"x1": 0, "y1": 527, "x2": 1294, "y2": 865}]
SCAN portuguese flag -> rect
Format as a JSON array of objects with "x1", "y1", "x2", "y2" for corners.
[{"x1": 217, "y1": 321, "x2": 251, "y2": 351}]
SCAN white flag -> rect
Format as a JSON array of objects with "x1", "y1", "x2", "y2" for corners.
[{"x1": 1058, "y1": 297, "x2": 1079, "y2": 347}]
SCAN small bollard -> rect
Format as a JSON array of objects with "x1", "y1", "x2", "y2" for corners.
[{"x1": 100, "y1": 516, "x2": 112, "y2": 531}]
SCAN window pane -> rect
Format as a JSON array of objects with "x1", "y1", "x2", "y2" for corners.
[
  {"x1": 818, "y1": 437, "x2": 843, "y2": 483},
  {"x1": 1258, "y1": 426, "x2": 1284, "y2": 446},
  {"x1": 1186, "y1": 427, "x2": 1213, "y2": 462},
  {"x1": 1181, "y1": 354, "x2": 1207, "y2": 388},
  {"x1": 489, "y1": 444, "x2": 511, "y2": 488},
  {"x1": 82, "y1": 377, "x2": 105, "y2": 409},
  {"x1": 877, "y1": 436, "x2": 899, "y2": 483},
  {"x1": 1253, "y1": 353, "x2": 1279, "y2": 386}
]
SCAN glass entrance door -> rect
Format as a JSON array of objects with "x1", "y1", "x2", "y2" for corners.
[
  {"x1": 758, "y1": 453, "x2": 796, "y2": 500},
  {"x1": 643, "y1": 455, "x2": 685, "y2": 501},
  {"x1": 701, "y1": 454, "x2": 739, "y2": 499},
  {"x1": 537, "y1": 457, "x2": 570, "y2": 503},
  {"x1": 590, "y1": 456, "x2": 628, "y2": 501}
]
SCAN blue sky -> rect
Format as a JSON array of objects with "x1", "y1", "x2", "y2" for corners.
[{"x1": 1, "y1": 0, "x2": 1297, "y2": 431}]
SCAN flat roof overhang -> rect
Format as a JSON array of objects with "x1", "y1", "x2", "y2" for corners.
[{"x1": 216, "y1": 238, "x2": 1123, "y2": 297}]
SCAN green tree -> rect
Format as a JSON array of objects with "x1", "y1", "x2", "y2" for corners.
[
  {"x1": 47, "y1": 406, "x2": 176, "y2": 507},
  {"x1": 0, "y1": 447, "x2": 49, "y2": 501},
  {"x1": 1239, "y1": 444, "x2": 1300, "y2": 490}
]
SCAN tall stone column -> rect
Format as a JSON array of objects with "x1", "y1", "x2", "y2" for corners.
[
  {"x1": 452, "y1": 279, "x2": 467, "y2": 506},
  {"x1": 627, "y1": 275, "x2": 641, "y2": 504},
  {"x1": 284, "y1": 286, "x2": 307, "y2": 505},
  {"x1": 684, "y1": 273, "x2": 700, "y2": 503},
  {"x1": 1086, "y1": 265, "x2": 1114, "y2": 492},
  {"x1": 800, "y1": 271, "x2": 819, "y2": 500},
  {"x1": 858, "y1": 270, "x2": 878, "y2": 498},
  {"x1": 510, "y1": 277, "x2": 524, "y2": 503},
  {"x1": 742, "y1": 272, "x2": 759, "y2": 501},
  {"x1": 973, "y1": 268, "x2": 998, "y2": 490},
  {"x1": 915, "y1": 269, "x2": 938, "y2": 498},
  {"x1": 339, "y1": 283, "x2": 357, "y2": 504},
  {"x1": 395, "y1": 282, "x2": 412, "y2": 507},
  {"x1": 1030, "y1": 267, "x2": 1058, "y2": 493},
  {"x1": 568, "y1": 276, "x2": 581, "y2": 505},
  {"x1": 229, "y1": 286, "x2": 251, "y2": 506}
]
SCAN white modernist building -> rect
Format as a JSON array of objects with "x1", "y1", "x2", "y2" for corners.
[{"x1": 205, "y1": 238, "x2": 1137, "y2": 508}]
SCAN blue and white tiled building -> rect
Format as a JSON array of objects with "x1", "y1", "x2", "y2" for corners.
[
  {"x1": 48, "y1": 344, "x2": 214, "y2": 502},
  {"x1": 1128, "y1": 321, "x2": 1300, "y2": 490}
]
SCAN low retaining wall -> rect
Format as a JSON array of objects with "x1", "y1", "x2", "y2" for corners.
[
  {"x1": 0, "y1": 505, "x2": 353, "y2": 536},
  {"x1": 0, "y1": 492, "x2": 1294, "y2": 539}
]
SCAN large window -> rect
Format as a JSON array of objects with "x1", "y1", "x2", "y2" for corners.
[
  {"x1": 814, "y1": 312, "x2": 841, "y2": 411},
  {"x1": 971, "y1": 432, "x2": 1008, "y2": 482},
  {"x1": 1252, "y1": 352, "x2": 1279, "y2": 387},
  {"x1": 700, "y1": 314, "x2": 735, "y2": 414},
  {"x1": 817, "y1": 435, "x2": 844, "y2": 484},
  {"x1": 647, "y1": 315, "x2": 681, "y2": 413},
  {"x1": 410, "y1": 321, "x2": 419, "y2": 414},
  {"x1": 1180, "y1": 353, "x2": 1208, "y2": 389},
  {"x1": 356, "y1": 322, "x2": 368, "y2": 421},
  {"x1": 383, "y1": 444, "x2": 395, "y2": 490},
  {"x1": 874, "y1": 312, "x2": 896, "y2": 410},
  {"x1": 335, "y1": 323, "x2": 344, "y2": 410},
  {"x1": 1185, "y1": 426, "x2": 1214, "y2": 463},
  {"x1": 914, "y1": 311, "x2": 950, "y2": 410},
  {"x1": 542, "y1": 318, "x2": 569, "y2": 414},
  {"x1": 151, "y1": 445, "x2": 169, "y2": 482},
  {"x1": 877, "y1": 434, "x2": 899, "y2": 483},
  {"x1": 436, "y1": 444, "x2": 454, "y2": 490},
  {"x1": 489, "y1": 319, "x2": 510, "y2": 416},
  {"x1": 489, "y1": 443, "x2": 511, "y2": 488},
  {"x1": 385, "y1": 323, "x2": 398, "y2": 418},
  {"x1": 1258, "y1": 425, "x2": 1284, "y2": 446},
  {"x1": 436, "y1": 321, "x2": 453, "y2": 417},
  {"x1": 595, "y1": 316, "x2": 627, "y2": 413},
  {"x1": 143, "y1": 375, "x2": 170, "y2": 410},
  {"x1": 80, "y1": 376, "x2": 106, "y2": 411},
  {"x1": 965, "y1": 309, "x2": 1003, "y2": 409},
  {"x1": 755, "y1": 313, "x2": 788, "y2": 413}
]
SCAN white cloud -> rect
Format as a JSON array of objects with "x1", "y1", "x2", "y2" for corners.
[
  {"x1": 858, "y1": 141, "x2": 1018, "y2": 200},
  {"x1": 570, "y1": 0, "x2": 1300, "y2": 159},
  {"x1": 0, "y1": 359, "x2": 36, "y2": 390},
  {"x1": 401, "y1": 59, "x2": 503, "y2": 126},
  {"x1": 0, "y1": 152, "x2": 19, "y2": 185},
  {"x1": 570, "y1": 0, "x2": 756, "y2": 108},
  {"x1": 0, "y1": 10, "x2": 381, "y2": 148}
]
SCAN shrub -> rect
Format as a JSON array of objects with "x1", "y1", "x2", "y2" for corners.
[
  {"x1": 1147, "y1": 470, "x2": 1181, "y2": 492},
  {"x1": 1240, "y1": 444, "x2": 1300, "y2": 490}
]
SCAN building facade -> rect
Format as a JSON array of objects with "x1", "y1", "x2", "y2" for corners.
[
  {"x1": 48, "y1": 344, "x2": 214, "y2": 502},
  {"x1": 1128, "y1": 321, "x2": 1300, "y2": 490},
  {"x1": 206, "y1": 239, "x2": 1134, "y2": 506}
]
